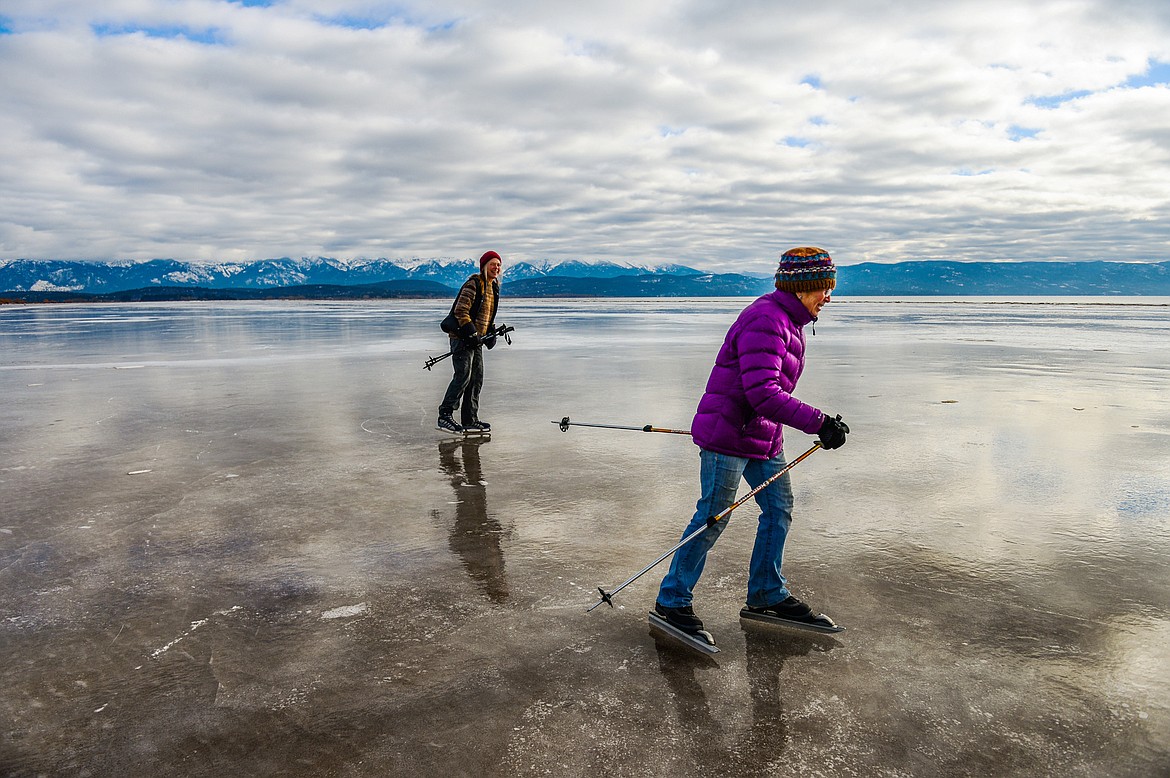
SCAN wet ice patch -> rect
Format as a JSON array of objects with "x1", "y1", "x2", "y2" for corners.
[
  {"x1": 1115, "y1": 480, "x2": 1170, "y2": 517},
  {"x1": 321, "y1": 602, "x2": 369, "y2": 620}
]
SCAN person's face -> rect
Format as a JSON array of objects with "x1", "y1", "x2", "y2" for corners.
[
  {"x1": 483, "y1": 257, "x2": 502, "y2": 281},
  {"x1": 796, "y1": 287, "x2": 832, "y2": 317}
]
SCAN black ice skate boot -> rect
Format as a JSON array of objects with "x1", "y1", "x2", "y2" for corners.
[
  {"x1": 649, "y1": 602, "x2": 719, "y2": 653},
  {"x1": 654, "y1": 603, "x2": 705, "y2": 632},
  {"x1": 740, "y1": 595, "x2": 845, "y2": 634},
  {"x1": 464, "y1": 419, "x2": 491, "y2": 434}
]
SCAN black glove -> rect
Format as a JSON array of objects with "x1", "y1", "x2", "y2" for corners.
[
  {"x1": 457, "y1": 322, "x2": 481, "y2": 346},
  {"x1": 484, "y1": 335, "x2": 497, "y2": 350},
  {"x1": 817, "y1": 414, "x2": 849, "y2": 450}
]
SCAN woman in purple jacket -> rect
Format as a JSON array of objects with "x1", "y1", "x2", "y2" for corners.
[{"x1": 654, "y1": 247, "x2": 850, "y2": 646}]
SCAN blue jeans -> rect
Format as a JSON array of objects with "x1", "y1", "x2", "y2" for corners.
[
  {"x1": 657, "y1": 448, "x2": 794, "y2": 609},
  {"x1": 438, "y1": 339, "x2": 484, "y2": 426}
]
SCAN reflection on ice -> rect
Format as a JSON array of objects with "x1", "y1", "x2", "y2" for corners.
[{"x1": 437, "y1": 437, "x2": 509, "y2": 604}]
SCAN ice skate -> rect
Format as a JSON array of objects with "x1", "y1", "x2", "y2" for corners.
[
  {"x1": 463, "y1": 419, "x2": 491, "y2": 434},
  {"x1": 649, "y1": 603, "x2": 720, "y2": 654},
  {"x1": 739, "y1": 595, "x2": 845, "y2": 634}
]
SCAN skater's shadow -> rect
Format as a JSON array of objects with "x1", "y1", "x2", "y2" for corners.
[
  {"x1": 739, "y1": 622, "x2": 841, "y2": 760},
  {"x1": 436, "y1": 438, "x2": 509, "y2": 604},
  {"x1": 651, "y1": 629, "x2": 724, "y2": 758}
]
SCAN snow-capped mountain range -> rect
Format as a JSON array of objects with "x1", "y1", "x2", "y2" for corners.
[
  {"x1": 0, "y1": 257, "x2": 706, "y2": 294},
  {"x1": 2, "y1": 257, "x2": 1167, "y2": 297}
]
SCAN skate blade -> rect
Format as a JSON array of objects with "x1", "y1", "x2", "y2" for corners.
[
  {"x1": 738, "y1": 608, "x2": 846, "y2": 634},
  {"x1": 648, "y1": 611, "x2": 720, "y2": 654}
]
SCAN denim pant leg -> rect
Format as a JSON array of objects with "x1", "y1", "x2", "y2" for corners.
[
  {"x1": 656, "y1": 449, "x2": 747, "y2": 608},
  {"x1": 743, "y1": 453, "x2": 795, "y2": 607},
  {"x1": 439, "y1": 340, "x2": 473, "y2": 417},
  {"x1": 459, "y1": 346, "x2": 484, "y2": 426}
]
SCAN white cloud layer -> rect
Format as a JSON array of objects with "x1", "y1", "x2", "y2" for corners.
[{"x1": 2, "y1": 0, "x2": 1169, "y2": 271}]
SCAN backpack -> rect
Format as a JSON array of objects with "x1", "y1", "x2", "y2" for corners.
[{"x1": 440, "y1": 275, "x2": 485, "y2": 334}]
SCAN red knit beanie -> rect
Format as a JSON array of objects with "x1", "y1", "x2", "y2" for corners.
[{"x1": 479, "y1": 250, "x2": 501, "y2": 271}]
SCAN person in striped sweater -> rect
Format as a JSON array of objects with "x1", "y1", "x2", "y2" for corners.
[{"x1": 437, "y1": 250, "x2": 503, "y2": 434}]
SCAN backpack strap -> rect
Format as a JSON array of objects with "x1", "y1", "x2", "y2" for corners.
[{"x1": 447, "y1": 274, "x2": 484, "y2": 320}]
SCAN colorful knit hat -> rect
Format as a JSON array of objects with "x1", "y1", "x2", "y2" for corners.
[
  {"x1": 774, "y1": 247, "x2": 836, "y2": 292},
  {"x1": 479, "y1": 250, "x2": 501, "y2": 271}
]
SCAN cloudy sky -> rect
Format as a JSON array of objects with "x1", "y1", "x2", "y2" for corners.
[{"x1": 2, "y1": 1, "x2": 1169, "y2": 272}]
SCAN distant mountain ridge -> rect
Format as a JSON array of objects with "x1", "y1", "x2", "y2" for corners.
[
  {"x1": 503, "y1": 273, "x2": 768, "y2": 297},
  {"x1": 1, "y1": 258, "x2": 1167, "y2": 299},
  {"x1": 0, "y1": 257, "x2": 704, "y2": 294},
  {"x1": 840, "y1": 260, "x2": 1170, "y2": 296}
]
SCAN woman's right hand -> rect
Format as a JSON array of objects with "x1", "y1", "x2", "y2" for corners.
[{"x1": 817, "y1": 414, "x2": 849, "y2": 449}]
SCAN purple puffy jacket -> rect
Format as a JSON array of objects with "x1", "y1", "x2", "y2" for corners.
[{"x1": 691, "y1": 290, "x2": 825, "y2": 460}]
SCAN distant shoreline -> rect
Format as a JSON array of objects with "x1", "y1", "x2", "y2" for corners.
[{"x1": 3, "y1": 294, "x2": 1168, "y2": 307}]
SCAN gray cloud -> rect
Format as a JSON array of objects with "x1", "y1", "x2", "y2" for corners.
[{"x1": 1, "y1": 0, "x2": 1168, "y2": 272}]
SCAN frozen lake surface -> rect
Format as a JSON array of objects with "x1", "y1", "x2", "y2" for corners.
[{"x1": 2, "y1": 297, "x2": 1169, "y2": 776}]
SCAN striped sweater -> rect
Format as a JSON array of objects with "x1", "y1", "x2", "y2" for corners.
[{"x1": 449, "y1": 274, "x2": 500, "y2": 338}]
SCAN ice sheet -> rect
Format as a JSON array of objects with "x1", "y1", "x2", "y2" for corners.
[{"x1": 1, "y1": 298, "x2": 1167, "y2": 776}]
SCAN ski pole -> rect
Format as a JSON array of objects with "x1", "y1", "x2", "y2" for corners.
[
  {"x1": 585, "y1": 441, "x2": 823, "y2": 613},
  {"x1": 424, "y1": 324, "x2": 515, "y2": 371},
  {"x1": 424, "y1": 351, "x2": 454, "y2": 371},
  {"x1": 554, "y1": 416, "x2": 691, "y2": 435}
]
